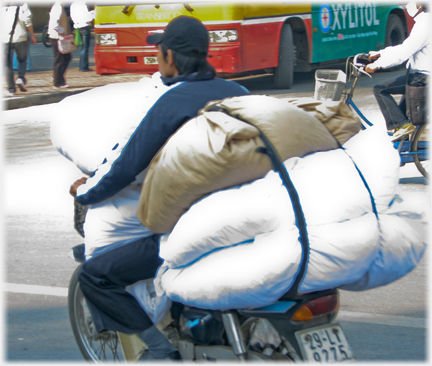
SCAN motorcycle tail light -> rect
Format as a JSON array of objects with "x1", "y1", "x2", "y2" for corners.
[{"x1": 291, "y1": 294, "x2": 339, "y2": 322}]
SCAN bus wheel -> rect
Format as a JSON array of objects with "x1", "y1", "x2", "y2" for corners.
[
  {"x1": 385, "y1": 14, "x2": 405, "y2": 47},
  {"x1": 274, "y1": 24, "x2": 296, "y2": 89},
  {"x1": 383, "y1": 14, "x2": 405, "y2": 71}
]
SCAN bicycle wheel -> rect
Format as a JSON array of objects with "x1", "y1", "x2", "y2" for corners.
[
  {"x1": 68, "y1": 265, "x2": 125, "y2": 362},
  {"x1": 411, "y1": 124, "x2": 429, "y2": 178},
  {"x1": 42, "y1": 26, "x2": 51, "y2": 47}
]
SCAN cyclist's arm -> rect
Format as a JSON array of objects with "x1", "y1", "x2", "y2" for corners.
[{"x1": 370, "y1": 18, "x2": 428, "y2": 70}]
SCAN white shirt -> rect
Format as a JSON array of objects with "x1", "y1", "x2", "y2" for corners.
[
  {"x1": 48, "y1": 2, "x2": 65, "y2": 39},
  {"x1": 70, "y1": 1, "x2": 94, "y2": 29},
  {"x1": 1, "y1": 3, "x2": 33, "y2": 43},
  {"x1": 370, "y1": 11, "x2": 431, "y2": 75}
]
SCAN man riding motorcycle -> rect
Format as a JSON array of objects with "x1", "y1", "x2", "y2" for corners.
[{"x1": 69, "y1": 16, "x2": 249, "y2": 361}]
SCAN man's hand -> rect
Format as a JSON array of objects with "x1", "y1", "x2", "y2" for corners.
[
  {"x1": 365, "y1": 65, "x2": 379, "y2": 74},
  {"x1": 70, "y1": 177, "x2": 88, "y2": 197},
  {"x1": 368, "y1": 51, "x2": 381, "y2": 61}
]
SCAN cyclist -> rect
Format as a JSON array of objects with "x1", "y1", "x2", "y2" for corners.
[{"x1": 365, "y1": 2, "x2": 430, "y2": 141}]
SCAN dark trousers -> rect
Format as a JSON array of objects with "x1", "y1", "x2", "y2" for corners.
[
  {"x1": 4, "y1": 41, "x2": 27, "y2": 93},
  {"x1": 78, "y1": 26, "x2": 91, "y2": 71},
  {"x1": 49, "y1": 37, "x2": 72, "y2": 87},
  {"x1": 78, "y1": 234, "x2": 163, "y2": 334},
  {"x1": 373, "y1": 72, "x2": 429, "y2": 130}
]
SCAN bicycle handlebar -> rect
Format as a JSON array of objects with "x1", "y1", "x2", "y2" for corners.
[
  {"x1": 350, "y1": 53, "x2": 372, "y2": 78},
  {"x1": 353, "y1": 53, "x2": 369, "y2": 66}
]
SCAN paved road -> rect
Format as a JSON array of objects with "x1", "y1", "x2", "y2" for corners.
[{"x1": 3, "y1": 67, "x2": 429, "y2": 361}]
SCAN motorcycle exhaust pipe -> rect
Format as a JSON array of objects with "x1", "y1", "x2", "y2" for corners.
[{"x1": 221, "y1": 312, "x2": 247, "y2": 361}]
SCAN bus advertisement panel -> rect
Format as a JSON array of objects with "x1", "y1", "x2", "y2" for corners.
[
  {"x1": 93, "y1": 2, "x2": 410, "y2": 88},
  {"x1": 312, "y1": 3, "x2": 407, "y2": 62}
]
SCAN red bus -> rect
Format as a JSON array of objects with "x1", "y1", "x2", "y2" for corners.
[{"x1": 93, "y1": 2, "x2": 411, "y2": 88}]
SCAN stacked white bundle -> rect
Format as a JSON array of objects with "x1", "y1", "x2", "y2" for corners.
[
  {"x1": 50, "y1": 74, "x2": 168, "y2": 175},
  {"x1": 153, "y1": 126, "x2": 426, "y2": 310}
]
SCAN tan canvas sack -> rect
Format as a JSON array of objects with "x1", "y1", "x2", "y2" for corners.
[{"x1": 137, "y1": 95, "x2": 360, "y2": 233}]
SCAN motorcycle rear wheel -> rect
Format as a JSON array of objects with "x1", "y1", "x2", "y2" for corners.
[{"x1": 68, "y1": 264, "x2": 125, "y2": 362}]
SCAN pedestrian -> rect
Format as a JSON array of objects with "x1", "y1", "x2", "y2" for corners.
[
  {"x1": 365, "y1": 2, "x2": 430, "y2": 141},
  {"x1": 13, "y1": 31, "x2": 32, "y2": 71},
  {"x1": 70, "y1": 0, "x2": 94, "y2": 72},
  {"x1": 69, "y1": 16, "x2": 249, "y2": 361},
  {"x1": 48, "y1": 1, "x2": 73, "y2": 89},
  {"x1": 1, "y1": 2, "x2": 37, "y2": 96}
]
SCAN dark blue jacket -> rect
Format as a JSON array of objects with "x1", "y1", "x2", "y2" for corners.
[{"x1": 76, "y1": 73, "x2": 249, "y2": 205}]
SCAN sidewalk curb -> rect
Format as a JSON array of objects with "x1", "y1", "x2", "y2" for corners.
[{"x1": 4, "y1": 87, "x2": 92, "y2": 110}]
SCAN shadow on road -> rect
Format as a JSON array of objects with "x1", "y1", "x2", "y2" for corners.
[
  {"x1": 399, "y1": 176, "x2": 428, "y2": 185},
  {"x1": 6, "y1": 295, "x2": 83, "y2": 361}
]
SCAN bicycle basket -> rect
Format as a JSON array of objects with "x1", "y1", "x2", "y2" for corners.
[{"x1": 314, "y1": 70, "x2": 346, "y2": 102}]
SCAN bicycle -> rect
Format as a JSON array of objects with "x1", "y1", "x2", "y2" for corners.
[
  {"x1": 340, "y1": 53, "x2": 429, "y2": 179},
  {"x1": 42, "y1": 25, "x2": 51, "y2": 47}
]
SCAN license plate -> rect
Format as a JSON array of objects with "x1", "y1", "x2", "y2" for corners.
[
  {"x1": 295, "y1": 324, "x2": 355, "y2": 362},
  {"x1": 144, "y1": 57, "x2": 158, "y2": 65}
]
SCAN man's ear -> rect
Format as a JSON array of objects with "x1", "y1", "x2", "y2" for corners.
[
  {"x1": 166, "y1": 49, "x2": 179, "y2": 76},
  {"x1": 166, "y1": 49, "x2": 175, "y2": 67}
]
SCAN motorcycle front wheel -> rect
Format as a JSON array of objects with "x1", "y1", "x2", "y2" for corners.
[{"x1": 68, "y1": 264, "x2": 125, "y2": 362}]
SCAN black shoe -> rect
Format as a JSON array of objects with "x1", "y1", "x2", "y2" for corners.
[{"x1": 138, "y1": 350, "x2": 181, "y2": 361}]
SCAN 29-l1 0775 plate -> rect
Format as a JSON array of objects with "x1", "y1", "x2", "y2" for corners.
[{"x1": 295, "y1": 324, "x2": 355, "y2": 362}]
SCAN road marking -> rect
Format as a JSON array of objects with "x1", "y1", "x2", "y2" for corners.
[
  {"x1": 4, "y1": 283, "x2": 68, "y2": 297},
  {"x1": 3, "y1": 283, "x2": 426, "y2": 329},
  {"x1": 337, "y1": 310, "x2": 426, "y2": 329}
]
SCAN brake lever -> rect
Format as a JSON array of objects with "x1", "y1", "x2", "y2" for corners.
[
  {"x1": 352, "y1": 53, "x2": 372, "y2": 78},
  {"x1": 351, "y1": 63, "x2": 372, "y2": 78},
  {"x1": 359, "y1": 65, "x2": 372, "y2": 78}
]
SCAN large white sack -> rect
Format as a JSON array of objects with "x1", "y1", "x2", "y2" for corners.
[
  {"x1": 155, "y1": 196, "x2": 425, "y2": 311},
  {"x1": 300, "y1": 213, "x2": 380, "y2": 292},
  {"x1": 156, "y1": 224, "x2": 303, "y2": 310},
  {"x1": 155, "y1": 147, "x2": 380, "y2": 309},
  {"x1": 50, "y1": 73, "x2": 168, "y2": 175},
  {"x1": 153, "y1": 126, "x2": 425, "y2": 310},
  {"x1": 83, "y1": 185, "x2": 152, "y2": 258},
  {"x1": 156, "y1": 211, "x2": 381, "y2": 310},
  {"x1": 160, "y1": 126, "x2": 399, "y2": 269},
  {"x1": 160, "y1": 146, "x2": 379, "y2": 269},
  {"x1": 159, "y1": 171, "x2": 294, "y2": 268},
  {"x1": 342, "y1": 125, "x2": 400, "y2": 212},
  {"x1": 340, "y1": 196, "x2": 427, "y2": 291}
]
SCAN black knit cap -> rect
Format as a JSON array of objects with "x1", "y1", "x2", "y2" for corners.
[{"x1": 146, "y1": 16, "x2": 209, "y2": 58}]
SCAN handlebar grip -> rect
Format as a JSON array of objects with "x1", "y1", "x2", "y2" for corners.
[{"x1": 356, "y1": 53, "x2": 372, "y2": 65}]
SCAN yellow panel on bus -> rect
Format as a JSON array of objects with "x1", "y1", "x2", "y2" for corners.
[
  {"x1": 94, "y1": 2, "x2": 311, "y2": 25},
  {"x1": 95, "y1": 3, "x2": 243, "y2": 25},
  {"x1": 243, "y1": 2, "x2": 311, "y2": 19}
]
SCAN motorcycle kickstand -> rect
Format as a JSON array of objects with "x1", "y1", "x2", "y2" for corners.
[{"x1": 221, "y1": 312, "x2": 248, "y2": 361}]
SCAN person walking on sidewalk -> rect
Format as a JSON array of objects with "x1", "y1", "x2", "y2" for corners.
[
  {"x1": 1, "y1": 2, "x2": 37, "y2": 96},
  {"x1": 48, "y1": 1, "x2": 72, "y2": 89},
  {"x1": 70, "y1": 0, "x2": 94, "y2": 72}
]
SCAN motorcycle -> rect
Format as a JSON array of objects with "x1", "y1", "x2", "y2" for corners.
[
  {"x1": 67, "y1": 117, "x2": 356, "y2": 363},
  {"x1": 68, "y1": 245, "x2": 354, "y2": 362}
]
